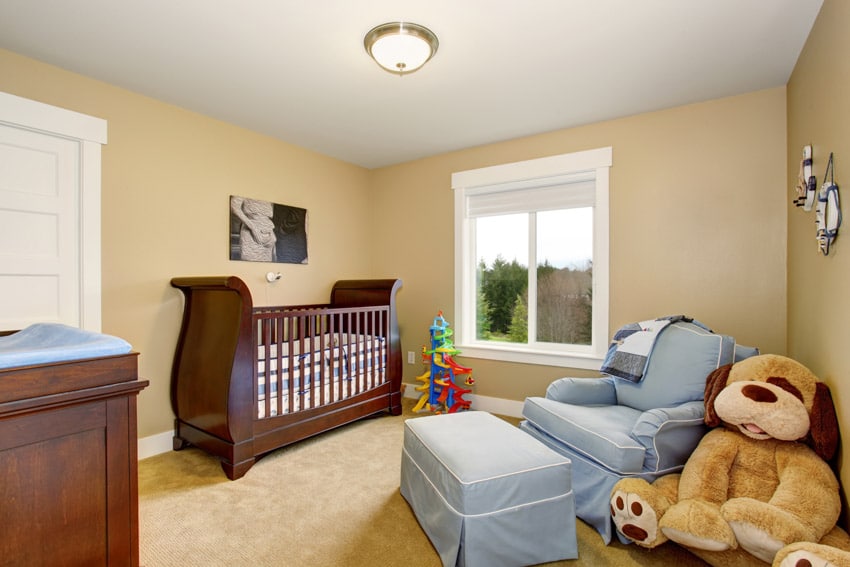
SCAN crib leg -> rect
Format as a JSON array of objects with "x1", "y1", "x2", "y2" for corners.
[{"x1": 390, "y1": 390, "x2": 403, "y2": 416}]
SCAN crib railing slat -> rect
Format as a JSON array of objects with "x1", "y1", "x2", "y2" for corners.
[
  {"x1": 262, "y1": 319, "x2": 272, "y2": 419},
  {"x1": 275, "y1": 317, "x2": 284, "y2": 417},
  {"x1": 287, "y1": 317, "x2": 296, "y2": 415}
]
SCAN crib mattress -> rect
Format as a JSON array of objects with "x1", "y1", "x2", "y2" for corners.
[{"x1": 256, "y1": 332, "x2": 386, "y2": 418}]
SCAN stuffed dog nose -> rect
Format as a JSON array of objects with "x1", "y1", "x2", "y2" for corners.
[{"x1": 742, "y1": 384, "x2": 778, "y2": 403}]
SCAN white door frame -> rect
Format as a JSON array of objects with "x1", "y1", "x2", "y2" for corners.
[{"x1": 0, "y1": 91, "x2": 107, "y2": 331}]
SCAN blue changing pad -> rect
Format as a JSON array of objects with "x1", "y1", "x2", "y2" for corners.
[{"x1": 0, "y1": 323, "x2": 132, "y2": 370}]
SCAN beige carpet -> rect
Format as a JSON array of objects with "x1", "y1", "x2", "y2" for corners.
[{"x1": 139, "y1": 401, "x2": 707, "y2": 566}]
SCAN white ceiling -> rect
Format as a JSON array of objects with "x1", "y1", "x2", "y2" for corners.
[{"x1": 0, "y1": 0, "x2": 822, "y2": 169}]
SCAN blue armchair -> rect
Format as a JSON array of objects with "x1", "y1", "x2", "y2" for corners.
[{"x1": 520, "y1": 318, "x2": 757, "y2": 543}]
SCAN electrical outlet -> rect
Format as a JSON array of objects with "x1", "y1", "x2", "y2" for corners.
[{"x1": 407, "y1": 351, "x2": 416, "y2": 364}]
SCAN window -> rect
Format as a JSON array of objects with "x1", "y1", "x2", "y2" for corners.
[{"x1": 452, "y1": 147, "x2": 611, "y2": 369}]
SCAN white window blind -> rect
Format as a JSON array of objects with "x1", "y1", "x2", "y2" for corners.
[{"x1": 465, "y1": 179, "x2": 595, "y2": 217}]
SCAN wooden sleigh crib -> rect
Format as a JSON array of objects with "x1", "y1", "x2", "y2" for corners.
[{"x1": 170, "y1": 276, "x2": 402, "y2": 480}]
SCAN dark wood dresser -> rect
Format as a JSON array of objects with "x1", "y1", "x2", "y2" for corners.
[{"x1": 0, "y1": 353, "x2": 148, "y2": 566}]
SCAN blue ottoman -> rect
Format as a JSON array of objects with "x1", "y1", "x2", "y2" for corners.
[{"x1": 400, "y1": 411, "x2": 577, "y2": 567}]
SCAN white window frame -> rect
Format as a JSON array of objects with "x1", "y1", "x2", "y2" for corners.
[{"x1": 452, "y1": 147, "x2": 611, "y2": 369}]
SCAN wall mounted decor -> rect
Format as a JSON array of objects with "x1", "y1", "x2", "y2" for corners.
[
  {"x1": 815, "y1": 153, "x2": 842, "y2": 256},
  {"x1": 793, "y1": 144, "x2": 816, "y2": 210},
  {"x1": 229, "y1": 195, "x2": 308, "y2": 264}
]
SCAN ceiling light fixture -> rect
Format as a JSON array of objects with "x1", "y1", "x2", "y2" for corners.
[{"x1": 364, "y1": 22, "x2": 438, "y2": 76}]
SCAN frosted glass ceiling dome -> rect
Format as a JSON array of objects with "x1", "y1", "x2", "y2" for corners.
[{"x1": 364, "y1": 22, "x2": 438, "y2": 75}]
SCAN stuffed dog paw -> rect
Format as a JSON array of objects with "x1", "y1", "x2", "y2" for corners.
[
  {"x1": 773, "y1": 541, "x2": 850, "y2": 567},
  {"x1": 773, "y1": 525, "x2": 850, "y2": 567},
  {"x1": 611, "y1": 354, "x2": 845, "y2": 565}
]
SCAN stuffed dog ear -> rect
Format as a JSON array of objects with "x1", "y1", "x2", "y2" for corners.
[
  {"x1": 810, "y1": 382, "x2": 839, "y2": 462},
  {"x1": 704, "y1": 364, "x2": 732, "y2": 427}
]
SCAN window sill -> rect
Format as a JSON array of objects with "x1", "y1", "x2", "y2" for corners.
[{"x1": 455, "y1": 344, "x2": 604, "y2": 370}]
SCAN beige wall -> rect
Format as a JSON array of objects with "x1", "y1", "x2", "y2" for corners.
[
  {"x1": 1, "y1": 50, "x2": 788, "y2": 443},
  {"x1": 373, "y1": 88, "x2": 788, "y2": 400},
  {"x1": 787, "y1": 0, "x2": 850, "y2": 508},
  {"x1": 0, "y1": 49, "x2": 375, "y2": 438}
]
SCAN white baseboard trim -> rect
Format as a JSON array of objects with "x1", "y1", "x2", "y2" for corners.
[
  {"x1": 138, "y1": 430, "x2": 173, "y2": 460},
  {"x1": 402, "y1": 382, "x2": 524, "y2": 418},
  {"x1": 139, "y1": 386, "x2": 525, "y2": 460}
]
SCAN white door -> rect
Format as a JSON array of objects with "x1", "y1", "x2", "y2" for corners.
[
  {"x1": 0, "y1": 91, "x2": 106, "y2": 332},
  {"x1": 0, "y1": 125, "x2": 81, "y2": 329}
]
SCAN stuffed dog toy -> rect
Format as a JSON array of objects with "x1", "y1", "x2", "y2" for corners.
[{"x1": 610, "y1": 354, "x2": 847, "y2": 566}]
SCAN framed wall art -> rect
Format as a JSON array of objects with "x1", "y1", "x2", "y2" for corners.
[{"x1": 229, "y1": 195, "x2": 308, "y2": 264}]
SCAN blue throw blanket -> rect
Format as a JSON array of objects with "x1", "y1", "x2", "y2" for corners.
[
  {"x1": 600, "y1": 315, "x2": 699, "y2": 382},
  {"x1": 0, "y1": 322, "x2": 132, "y2": 370}
]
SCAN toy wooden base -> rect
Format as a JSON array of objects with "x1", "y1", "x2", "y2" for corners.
[{"x1": 400, "y1": 411, "x2": 577, "y2": 566}]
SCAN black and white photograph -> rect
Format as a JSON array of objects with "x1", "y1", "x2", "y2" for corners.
[{"x1": 229, "y1": 195, "x2": 308, "y2": 264}]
